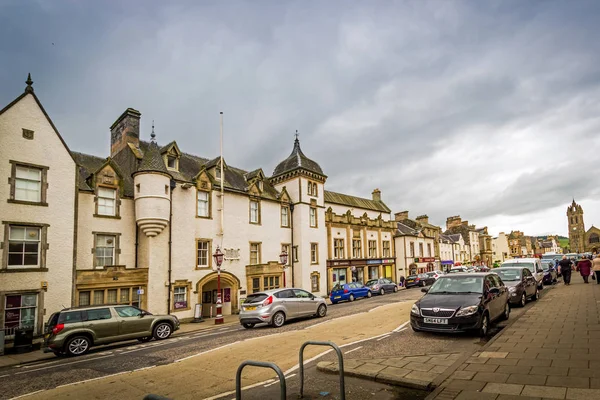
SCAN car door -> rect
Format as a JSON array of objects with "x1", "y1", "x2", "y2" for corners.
[
  {"x1": 115, "y1": 306, "x2": 153, "y2": 338},
  {"x1": 491, "y1": 274, "x2": 509, "y2": 312},
  {"x1": 354, "y1": 282, "x2": 369, "y2": 298},
  {"x1": 293, "y1": 289, "x2": 315, "y2": 316},
  {"x1": 484, "y1": 275, "x2": 501, "y2": 320},
  {"x1": 275, "y1": 289, "x2": 298, "y2": 318},
  {"x1": 84, "y1": 308, "x2": 119, "y2": 344},
  {"x1": 522, "y1": 268, "x2": 536, "y2": 297},
  {"x1": 382, "y1": 279, "x2": 393, "y2": 292}
]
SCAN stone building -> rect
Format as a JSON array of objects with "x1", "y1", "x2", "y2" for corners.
[
  {"x1": 444, "y1": 216, "x2": 481, "y2": 264},
  {"x1": 567, "y1": 200, "x2": 600, "y2": 254},
  {"x1": 492, "y1": 232, "x2": 510, "y2": 263},
  {"x1": 394, "y1": 212, "x2": 440, "y2": 276}
]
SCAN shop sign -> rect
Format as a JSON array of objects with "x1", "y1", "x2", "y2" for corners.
[
  {"x1": 441, "y1": 260, "x2": 454, "y2": 265},
  {"x1": 381, "y1": 259, "x2": 395, "y2": 264},
  {"x1": 366, "y1": 259, "x2": 382, "y2": 265},
  {"x1": 174, "y1": 301, "x2": 187, "y2": 309},
  {"x1": 419, "y1": 257, "x2": 435, "y2": 263},
  {"x1": 330, "y1": 260, "x2": 350, "y2": 266}
]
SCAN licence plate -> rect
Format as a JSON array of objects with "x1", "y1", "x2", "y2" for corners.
[
  {"x1": 334, "y1": 296, "x2": 341, "y2": 299},
  {"x1": 245, "y1": 306, "x2": 257, "y2": 311},
  {"x1": 424, "y1": 318, "x2": 448, "y2": 324},
  {"x1": 407, "y1": 280, "x2": 414, "y2": 283}
]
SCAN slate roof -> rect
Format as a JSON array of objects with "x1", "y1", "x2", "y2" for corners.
[
  {"x1": 324, "y1": 190, "x2": 391, "y2": 213},
  {"x1": 72, "y1": 151, "x2": 106, "y2": 191},
  {"x1": 396, "y1": 222, "x2": 418, "y2": 236},
  {"x1": 273, "y1": 138, "x2": 325, "y2": 177},
  {"x1": 137, "y1": 140, "x2": 169, "y2": 174}
]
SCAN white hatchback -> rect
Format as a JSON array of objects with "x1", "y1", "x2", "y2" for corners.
[{"x1": 500, "y1": 258, "x2": 544, "y2": 289}]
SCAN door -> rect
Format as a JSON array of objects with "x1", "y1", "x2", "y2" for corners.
[
  {"x1": 84, "y1": 308, "x2": 119, "y2": 343},
  {"x1": 274, "y1": 289, "x2": 298, "y2": 318},
  {"x1": 483, "y1": 276, "x2": 501, "y2": 319},
  {"x1": 293, "y1": 289, "x2": 316, "y2": 316},
  {"x1": 523, "y1": 269, "x2": 536, "y2": 296},
  {"x1": 382, "y1": 279, "x2": 393, "y2": 292},
  {"x1": 352, "y1": 282, "x2": 369, "y2": 298},
  {"x1": 115, "y1": 306, "x2": 153, "y2": 338}
]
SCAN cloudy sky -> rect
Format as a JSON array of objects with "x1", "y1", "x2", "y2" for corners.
[{"x1": 2, "y1": 0, "x2": 599, "y2": 237}]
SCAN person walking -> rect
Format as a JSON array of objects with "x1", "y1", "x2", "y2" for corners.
[
  {"x1": 399, "y1": 275, "x2": 405, "y2": 288},
  {"x1": 578, "y1": 255, "x2": 592, "y2": 283},
  {"x1": 558, "y1": 255, "x2": 573, "y2": 285},
  {"x1": 594, "y1": 255, "x2": 600, "y2": 284}
]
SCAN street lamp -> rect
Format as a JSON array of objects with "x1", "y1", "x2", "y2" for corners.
[
  {"x1": 213, "y1": 246, "x2": 224, "y2": 325},
  {"x1": 279, "y1": 250, "x2": 288, "y2": 266}
]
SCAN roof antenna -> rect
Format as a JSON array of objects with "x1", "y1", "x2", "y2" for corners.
[{"x1": 151, "y1": 120, "x2": 156, "y2": 142}]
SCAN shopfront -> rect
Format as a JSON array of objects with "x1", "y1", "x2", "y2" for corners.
[
  {"x1": 2, "y1": 291, "x2": 42, "y2": 338},
  {"x1": 327, "y1": 258, "x2": 397, "y2": 292},
  {"x1": 441, "y1": 260, "x2": 454, "y2": 272}
]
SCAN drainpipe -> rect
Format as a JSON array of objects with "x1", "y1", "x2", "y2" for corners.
[
  {"x1": 167, "y1": 179, "x2": 176, "y2": 314},
  {"x1": 134, "y1": 223, "x2": 139, "y2": 268},
  {"x1": 290, "y1": 203, "x2": 295, "y2": 287}
]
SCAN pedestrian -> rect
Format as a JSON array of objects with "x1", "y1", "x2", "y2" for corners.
[
  {"x1": 399, "y1": 275, "x2": 405, "y2": 287},
  {"x1": 594, "y1": 255, "x2": 600, "y2": 284},
  {"x1": 577, "y1": 255, "x2": 592, "y2": 284},
  {"x1": 558, "y1": 255, "x2": 573, "y2": 285}
]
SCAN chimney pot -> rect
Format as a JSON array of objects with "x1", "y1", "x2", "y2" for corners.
[
  {"x1": 395, "y1": 211, "x2": 409, "y2": 222},
  {"x1": 110, "y1": 108, "x2": 141, "y2": 156}
]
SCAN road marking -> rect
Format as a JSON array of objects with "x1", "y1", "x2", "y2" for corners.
[
  {"x1": 344, "y1": 346, "x2": 362, "y2": 354},
  {"x1": 304, "y1": 312, "x2": 368, "y2": 329},
  {"x1": 121, "y1": 341, "x2": 173, "y2": 354},
  {"x1": 285, "y1": 373, "x2": 296, "y2": 379},
  {"x1": 8, "y1": 389, "x2": 46, "y2": 399},
  {"x1": 175, "y1": 341, "x2": 240, "y2": 363},
  {"x1": 393, "y1": 321, "x2": 409, "y2": 332},
  {"x1": 14, "y1": 354, "x2": 114, "y2": 375},
  {"x1": 0, "y1": 374, "x2": 9, "y2": 379},
  {"x1": 376, "y1": 335, "x2": 391, "y2": 341},
  {"x1": 396, "y1": 327, "x2": 407, "y2": 333}
]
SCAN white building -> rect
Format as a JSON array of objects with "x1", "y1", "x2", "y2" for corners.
[
  {"x1": 492, "y1": 232, "x2": 510, "y2": 263},
  {"x1": 394, "y1": 212, "x2": 438, "y2": 276}
]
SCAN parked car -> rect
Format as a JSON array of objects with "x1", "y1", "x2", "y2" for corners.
[
  {"x1": 329, "y1": 282, "x2": 372, "y2": 304},
  {"x1": 365, "y1": 278, "x2": 398, "y2": 295},
  {"x1": 500, "y1": 258, "x2": 544, "y2": 289},
  {"x1": 240, "y1": 288, "x2": 327, "y2": 329},
  {"x1": 492, "y1": 267, "x2": 539, "y2": 307},
  {"x1": 43, "y1": 305, "x2": 180, "y2": 357},
  {"x1": 410, "y1": 273, "x2": 510, "y2": 336},
  {"x1": 540, "y1": 261, "x2": 558, "y2": 285},
  {"x1": 405, "y1": 273, "x2": 435, "y2": 288},
  {"x1": 448, "y1": 267, "x2": 468, "y2": 274},
  {"x1": 428, "y1": 271, "x2": 445, "y2": 280}
]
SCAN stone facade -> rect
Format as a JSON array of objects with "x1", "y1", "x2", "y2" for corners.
[
  {"x1": 567, "y1": 200, "x2": 600, "y2": 254},
  {"x1": 492, "y1": 232, "x2": 510, "y2": 262},
  {"x1": 394, "y1": 212, "x2": 439, "y2": 276}
]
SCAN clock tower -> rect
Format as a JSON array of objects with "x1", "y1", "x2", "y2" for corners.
[{"x1": 567, "y1": 200, "x2": 585, "y2": 253}]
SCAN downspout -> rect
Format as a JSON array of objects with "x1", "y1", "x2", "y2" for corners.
[
  {"x1": 167, "y1": 179, "x2": 176, "y2": 314},
  {"x1": 290, "y1": 203, "x2": 295, "y2": 287},
  {"x1": 134, "y1": 223, "x2": 139, "y2": 268}
]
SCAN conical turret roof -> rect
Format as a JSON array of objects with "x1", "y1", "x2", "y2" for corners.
[
  {"x1": 273, "y1": 137, "x2": 324, "y2": 177},
  {"x1": 137, "y1": 136, "x2": 168, "y2": 174}
]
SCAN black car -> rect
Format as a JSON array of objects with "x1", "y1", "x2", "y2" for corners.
[
  {"x1": 365, "y1": 278, "x2": 398, "y2": 295},
  {"x1": 410, "y1": 273, "x2": 510, "y2": 336},
  {"x1": 492, "y1": 267, "x2": 538, "y2": 307},
  {"x1": 405, "y1": 273, "x2": 435, "y2": 288}
]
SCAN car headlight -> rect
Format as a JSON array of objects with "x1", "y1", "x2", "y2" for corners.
[
  {"x1": 455, "y1": 305, "x2": 479, "y2": 317},
  {"x1": 411, "y1": 304, "x2": 420, "y2": 316},
  {"x1": 508, "y1": 286, "x2": 517, "y2": 292}
]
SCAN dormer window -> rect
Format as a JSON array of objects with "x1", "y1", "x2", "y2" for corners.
[
  {"x1": 215, "y1": 167, "x2": 222, "y2": 180},
  {"x1": 167, "y1": 155, "x2": 177, "y2": 169},
  {"x1": 258, "y1": 181, "x2": 263, "y2": 191}
]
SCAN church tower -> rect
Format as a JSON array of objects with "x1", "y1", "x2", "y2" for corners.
[{"x1": 567, "y1": 200, "x2": 585, "y2": 253}]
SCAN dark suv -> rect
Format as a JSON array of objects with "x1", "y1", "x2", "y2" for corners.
[{"x1": 43, "y1": 305, "x2": 179, "y2": 356}]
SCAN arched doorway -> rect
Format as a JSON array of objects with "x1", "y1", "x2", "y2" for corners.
[{"x1": 196, "y1": 272, "x2": 240, "y2": 318}]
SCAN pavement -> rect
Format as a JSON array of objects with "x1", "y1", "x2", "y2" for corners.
[
  {"x1": 0, "y1": 314, "x2": 240, "y2": 369},
  {"x1": 426, "y1": 276, "x2": 600, "y2": 400}
]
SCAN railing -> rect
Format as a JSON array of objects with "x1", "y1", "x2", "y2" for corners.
[
  {"x1": 236, "y1": 360, "x2": 286, "y2": 400},
  {"x1": 299, "y1": 341, "x2": 345, "y2": 400}
]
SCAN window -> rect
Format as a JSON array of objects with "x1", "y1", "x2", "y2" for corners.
[
  {"x1": 307, "y1": 181, "x2": 312, "y2": 196},
  {"x1": 197, "y1": 191, "x2": 210, "y2": 217},
  {"x1": 310, "y1": 207, "x2": 317, "y2": 227},
  {"x1": 332, "y1": 268, "x2": 347, "y2": 285},
  {"x1": 275, "y1": 289, "x2": 295, "y2": 299},
  {"x1": 106, "y1": 289, "x2": 118, "y2": 304},
  {"x1": 382, "y1": 241, "x2": 391, "y2": 258},
  {"x1": 313, "y1": 183, "x2": 318, "y2": 197},
  {"x1": 419, "y1": 243, "x2": 424, "y2": 257},
  {"x1": 93, "y1": 290, "x2": 105, "y2": 305},
  {"x1": 410, "y1": 242, "x2": 415, "y2": 257},
  {"x1": 250, "y1": 200, "x2": 260, "y2": 224},
  {"x1": 59, "y1": 311, "x2": 83, "y2": 324},
  {"x1": 263, "y1": 276, "x2": 280, "y2": 290},
  {"x1": 334, "y1": 239, "x2": 345, "y2": 259},
  {"x1": 352, "y1": 239, "x2": 362, "y2": 258},
  {"x1": 310, "y1": 274, "x2": 320, "y2": 292},
  {"x1": 293, "y1": 246, "x2": 298, "y2": 262},
  {"x1": 4, "y1": 294, "x2": 37, "y2": 335},
  {"x1": 115, "y1": 306, "x2": 142, "y2": 318},
  {"x1": 252, "y1": 278, "x2": 260, "y2": 293},
  {"x1": 95, "y1": 235, "x2": 115, "y2": 267},
  {"x1": 173, "y1": 287, "x2": 187, "y2": 309},
  {"x1": 97, "y1": 187, "x2": 116, "y2": 216},
  {"x1": 427, "y1": 244, "x2": 432, "y2": 257},
  {"x1": 281, "y1": 206, "x2": 290, "y2": 227},
  {"x1": 368, "y1": 240, "x2": 377, "y2": 258},
  {"x1": 215, "y1": 167, "x2": 222, "y2": 180},
  {"x1": 369, "y1": 266, "x2": 379, "y2": 279},
  {"x1": 167, "y1": 155, "x2": 177, "y2": 169},
  {"x1": 14, "y1": 165, "x2": 42, "y2": 202},
  {"x1": 197, "y1": 240, "x2": 210, "y2": 268},
  {"x1": 79, "y1": 291, "x2": 90, "y2": 306},
  {"x1": 86, "y1": 308, "x2": 112, "y2": 321},
  {"x1": 7, "y1": 226, "x2": 40, "y2": 267},
  {"x1": 311, "y1": 243, "x2": 318, "y2": 264},
  {"x1": 250, "y1": 243, "x2": 261, "y2": 265}
]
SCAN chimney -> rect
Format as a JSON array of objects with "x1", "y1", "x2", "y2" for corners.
[
  {"x1": 416, "y1": 215, "x2": 429, "y2": 225},
  {"x1": 395, "y1": 211, "x2": 409, "y2": 222},
  {"x1": 372, "y1": 188, "x2": 381, "y2": 202},
  {"x1": 446, "y1": 215, "x2": 462, "y2": 230},
  {"x1": 461, "y1": 220, "x2": 469, "y2": 227},
  {"x1": 110, "y1": 108, "x2": 141, "y2": 156}
]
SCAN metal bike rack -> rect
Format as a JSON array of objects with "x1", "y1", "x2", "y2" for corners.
[
  {"x1": 299, "y1": 341, "x2": 345, "y2": 400},
  {"x1": 236, "y1": 360, "x2": 286, "y2": 400}
]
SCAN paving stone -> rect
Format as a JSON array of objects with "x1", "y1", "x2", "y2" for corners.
[
  {"x1": 565, "y1": 388, "x2": 600, "y2": 400},
  {"x1": 404, "y1": 370, "x2": 439, "y2": 382},
  {"x1": 429, "y1": 365, "x2": 449, "y2": 374},
  {"x1": 435, "y1": 388, "x2": 462, "y2": 400},
  {"x1": 480, "y1": 352, "x2": 509, "y2": 359},
  {"x1": 451, "y1": 370, "x2": 477, "y2": 380},
  {"x1": 591, "y1": 378, "x2": 600, "y2": 389},
  {"x1": 507, "y1": 352, "x2": 539, "y2": 360},
  {"x1": 530, "y1": 366, "x2": 569, "y2": 377},
  {"x1": 496, "y1": 395, "x2": 542, "y2": 400},
  {"x1": 568, "y1": 368, "x2": 600, "y2": 378},
  {"x1": 472, "y1": 372, "x2": 510, "y2": 383},
  {"x1": 353, "y1": 362, "x2": 387, "y2": 374},
  {"x1": 455, "y1": 391, "x2": 498, "y2": 400},
  {"x1": 482, "y1": 382, "x2": 524, "y2": 395},
  {"x1": 445, "y1": 379, "x2": 487, "y2": 391},
  {"x1": 517, "y1": 359, "x2": 553, "y2": 367},
  {"x1": 551, "y1": 359, "x2": 588, "y2": 368},
  {"x1": 380, "y1": 358, "x2": 411, "y2": 368},
  {"x1": 496, "y1": 365, "x2": 532, "y2": 375},
  {"x1": 545, "y1": 377, "x2": 589, "y2": 389},
  {"x1": 521, "y1": 384, "x2": 566, "y2": 399},
  {"x1": 431, "y1": 358, "x2": 459, "y2": 367},
  {"x1": 402, "y1": 355, "x2": 432, "y2": 363},
  {"x1": 378, "y1": 366, "x2": 411, "y2": 378},
  {"x1": 446, "y1": 354, "x2": 463, "y2": 360},
  {"x1": 404, "y1": 361, "x2": 435, "y2": 372},
  {"x1": 486, "y1": 358, "x2": 519, "y2": 366},
  {"x1": 537, "y1": 353, "x2": 571, "y2": 360},
  {"x1": 465, "y1": 363, "x2": 499, "y2": 372},
  {"x1": 507, "y1": 374, "x2": 547, "y2": 386},
  {"x1": 466, "y1": 357, "x2": 490, "y2": 364},
  {"x1": 344, "y1": 359, "x2": 366, "y2": 369}
]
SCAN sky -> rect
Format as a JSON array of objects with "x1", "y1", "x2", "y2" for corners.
[{"x1": 1, "y1": 0, "x2": 599, "y2": 237}]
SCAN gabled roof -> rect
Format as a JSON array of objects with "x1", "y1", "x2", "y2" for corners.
[
  {"x1": 324, "y1": 190, "x2": 391, "y2": 213},
  {"x1": 72, "y1": 152, "x2": 106, "y2": 191},
  {"x1": 272, "y1": 138, "x2": 325, "y2": 178},
  {"x1": 396, "y1": 222, "x2": 418, "y2": 236}
]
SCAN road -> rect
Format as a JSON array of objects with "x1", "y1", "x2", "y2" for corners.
[{"x1": 0, "y1": 283, "x2": 555, "y2": 400}]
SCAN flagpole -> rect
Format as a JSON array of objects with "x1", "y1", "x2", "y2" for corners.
[{"x1": 215, "y1": 111, "x2": 225, "y2": 325}]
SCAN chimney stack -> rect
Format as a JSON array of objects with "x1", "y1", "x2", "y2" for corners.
[
  {"x1": 416, "y1": 215, "x2": 429, "y2": 225},
  {"x1": 395, "y1": 211, "x2": 409, "y2": 222},
  {"x1": 462, "y1": 220, "x2": 469, "y2": 227},
  {"x1": 372, "y1": 188, "x2": 381, "y2": 202},
  {"x1": 446, "y1": 215, "x2": 462, "y2": 230},
  {"x1": 110, "y1": 108, "x2": 141, "y2": 156}
]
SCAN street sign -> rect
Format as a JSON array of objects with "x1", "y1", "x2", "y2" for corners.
[{"x1": 137, "y1": 289, "x2": 144, "y2": 295}]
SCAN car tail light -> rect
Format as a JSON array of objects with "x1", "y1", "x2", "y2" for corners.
[
  {"x1": 52, "y1": 323, "x2": 65, "y2": 335},
  {"x1": 262, "y1": 296, "x2": 273, "y2": 307},
  {"x1": 343, "y1": 288, "x2": 349, "y2": 293},
  {"x1": 415, "y1": 278, "x2": 420, "y2": 281},
  {"x1": 373, "y1": 285, "x2": 380, "y2": 290}
]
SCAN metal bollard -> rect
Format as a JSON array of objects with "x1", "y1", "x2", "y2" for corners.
[
  {"x1": 236, "y1": 360, "x2": 286, "y2": 400},
  {"x1": 299, "y1": 341, "x2": 345, "y2": 400}
]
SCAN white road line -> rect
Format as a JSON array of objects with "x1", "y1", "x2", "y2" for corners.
[
  {"x1": 8, "y1": 389, "x2": 46, "y2": 399},
  {"x1": 285, "y1": 373, "x2": 296, "y2": 379},
  {"x1": 175, "y1": 341, "x2": 240, "y2": 363},
  {"x1": 393, "y1": 321, "x2": 409, "y2": 332},
  {"x1": 396, "y1": 327, "x2": 407, "y2": 333},
  {"x1": 121, "y1": 341, "x2": 173, "y2": 355},
  {"x1": 0, "y1": 374, "x2": 9, "y2": 379},
  {"x1": 376, "y1": 335, "x2": 391, "y2": 341},
  {"x1": 14, "y1": 354, "x2": 114, "y2": 375},
  {"x1": 344, "y1": 346, "x2": 362, "y2": 354},
  {"x1": 263, "y1": 380, "x2": 279, "y2": 388}
]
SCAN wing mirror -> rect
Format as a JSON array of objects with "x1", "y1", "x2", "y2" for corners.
[
  {"x1": 139, "y1": 311, "x2": 147, "y2": 317},
  {"x1": 489, "y1": 287, "x2": 500, "y2": 294},
  {"x1": 421, "y1": 287, "x2": 429, "y2": 293}
]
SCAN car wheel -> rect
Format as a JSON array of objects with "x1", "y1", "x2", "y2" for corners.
[
  {"x1": 349, "y1": 294, "x2": 355, "y2": 302},
  {"x1": 479, "y1": 313, "x2": 490, "y2": 337},
  {"x1": 380, "y1": 288, "x2": 385, "y2": 296},
  {"x1": 393, "y1": 286, "x2": 398, "y2": 293},
  {"x1": 367, "y1": 291, "x2": 372, "y2": 298},
  {"x1": 500, "y1": 303, "x2": 510, "y2": 321},
  {"x1": 65, "y1": 335, "x2": 91, "y2": 356},
  {"x1": 520, "y1": 293, "x2": 526, "y2": 307},
  {"x1": 532, "y1": 287, "x2": 539, "y2": 301},
  {"x1": 272, "y1": 311, "x2": 286, "y2": 328},
  {"x1": 137, "y1": 336, "x2": 152, "y2": 343},
  {"x1": 242, "y1": 323, "x2": 255, "y2": 329},
  {"x1": 420, "y1": 281, "x2": 425, "y2": 287},
  {"x1": 153, "y1": 322, "x2": 173, "y2": 340},
  {"x1": 317, "y1": 304, "x2": 327, "y2": 318}
]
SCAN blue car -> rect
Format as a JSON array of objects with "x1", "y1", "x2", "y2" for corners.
[{"x1": 329, "y1": 282, "x2": 372, "y2": 304}]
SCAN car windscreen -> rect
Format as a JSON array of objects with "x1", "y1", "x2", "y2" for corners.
[
  {"x1": 502, "y1": 262, "x2": 534, "y2": 273},
  {"x1": 365, "y1": 280, "x2": 378, "y2": 286},
  {"x1": 407, "y1": 275, "x2": 418, "y2": 279},
  {"x1": 541, "y1": 262, "x2": 553, "y2": 271},
  {"x1": 244, "y1": 294, "x2": 268, "y2": 304},
  {"x1": 427, "y1": 276, "x2": 483, "y2": 294},
  {"x1": 493, "y1": 269, "x2": 521, "y2": 281}
]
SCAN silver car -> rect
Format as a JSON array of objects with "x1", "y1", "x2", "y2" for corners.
[{"x1": 239, "y1": 288, "x2": 327, "y2": 329}]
